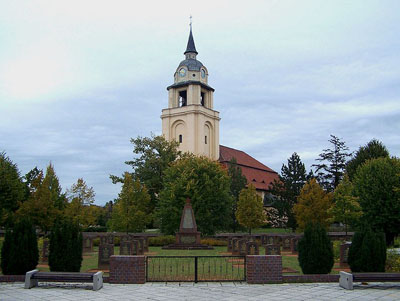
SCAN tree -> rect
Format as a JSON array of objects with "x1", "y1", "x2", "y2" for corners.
[
  {"x1": 298, "y1": 222, "x2": 334, "y2": 274},
  {"x1": 353, "y1": 157, "x2": 400, "y2": 245},
  {"x1": 23, "y1": 166, "x2": 42, "y2": 199},
  {"x1": 111, "y1": 135, "x2": 181, "y2": 215},
  {"x1": 270, "y1": 152, "x2": 308, "y2": 231},
  {"x1": 64, "y1": 178, "x2": 97, "y2": 228},
  {"x1": 49, "y1": 219, "x2": 83, "y2": 272},
  {"x1": 43, "y1": 163, "x2": 66, "y2": 210},
  {"x1": 1, "y1": 219, "x2": 39, "y2": 275},
  {"x1": 293, "y1": 178, "x2": 332, "y2": 230},
  {"x1": 236, "y1": 184, "x2": 265, "y2": 234},
  {"x1": 328, "y1": 174, "x2": 362, "y2": 235},
  {"x1": 16, "y1": 170, "x2": 60, "y2": 232},
  {"x1": 346, "y1": 139, "x2": 389, "y2": 181},
  {"x1": 312, "y1": 135, "x2": 352, "y2": 192},
  {"x1": 227, "y1": 157, "x2": 247, "y2": 232},
  {"x1": 0, "y1": 152, "x2": 26, "y2": 226},
  {"x1": 109, "y1": 172, "x2": 151, "y2": 233},
  {"x1": 157, "y1": 154, "x2": 232, "y2": 235},
  {"x1": 348, "y1": 226, "x2": 386, "y2": 272}
]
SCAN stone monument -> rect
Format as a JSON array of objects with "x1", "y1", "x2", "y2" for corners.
[{"x1": 162, "y1": 198, "x2": 213, "y2": 250}]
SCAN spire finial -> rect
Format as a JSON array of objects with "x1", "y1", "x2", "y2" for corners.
[{"x1": 184, "y1": 17, "x2": 198, "y2": 55}]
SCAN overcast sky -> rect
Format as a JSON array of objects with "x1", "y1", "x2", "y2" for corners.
[{"x1": 1, "y1": 0, "x2": 399, "y2": 205}]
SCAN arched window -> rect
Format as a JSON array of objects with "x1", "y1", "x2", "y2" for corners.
[
  {"x1": 178, "y1": 90, "x2": 187, "y2": 107},
  {"x1": 179, "y1": 135, "x2": 183, "y2": 143}
]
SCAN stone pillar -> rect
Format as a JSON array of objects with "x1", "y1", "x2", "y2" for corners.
[
  {"x1": 290, "y1": 237, "x2": 300, "y2": 254},
  {"x1": 82, "y1": 236, "x2": 93, "y2": 253},
  {"x1": 282, "y1": 236, "x2": 292, "y2": 251},
  {"x1": 98, "y1": 244, "x2": 114, "y2": 270},
  {"x1": 340, "y1": 242, "x2": 352, "y2": 267},
  {"x1": 109, "y1": 256, "x2": 146, "y2": 284},
  {"x1": 246, "y1": 255, "x2": 282, "y2": 284}
]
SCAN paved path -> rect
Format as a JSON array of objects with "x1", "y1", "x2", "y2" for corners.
[{"x1": 1, "y1": 282, "x2": 400, "y2": 300}]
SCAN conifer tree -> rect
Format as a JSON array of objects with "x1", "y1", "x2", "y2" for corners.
[
  {"x1": 49, "y1": 219, "x2": 82, "y2": 272},
  {"x1": 1, "y1": 219, "x2": 38, "y2": 274},
  {"x1": 270, "y1": 152, "x2": 308, "y2": 231},
  {"x1": 43, "y1": 163, "x2": 66, "y2": 210},
  {"x1": 0, "y1": 152, "x2": 26, "y2": 226},
  {"x1": 312, "y1": 135, "x2": 352, "y2": 192},
  {"x1": 298, "y1": 222, "x2": 334, "y2": 274},
  {"x1": 346, "y1": 139, "x2": 389, "y2": 181}
]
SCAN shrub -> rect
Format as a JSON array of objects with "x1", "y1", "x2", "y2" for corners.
[
  {"x1": 149, "y1": 235, "x2": 175, "y2": 246},
  {"x1": 49, "y1": 219, "x2": 82, "y2": 272},
  {"x1": 348, "y1": 227, "x2": 386, "y2": 272},
  {"x1": 386, "y1": 250, "x2": 400, "y2": 272},
  {"x1": 1, "y1": 219, "x2": 39, "y2": 275},
  {"x1": 200, "y1": 238, "x2": 227, "y2": 246},
  {"x1": 297, "y1": 223, "x2": 334, "y2": 274}
]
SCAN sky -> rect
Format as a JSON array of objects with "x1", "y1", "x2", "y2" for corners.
[{"x1": 1, "y1": 0, "x2": 399, "y2": 205}]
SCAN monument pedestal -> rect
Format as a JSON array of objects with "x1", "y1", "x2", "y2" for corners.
[{"x1": 162, "y1": 198, "x2": 213, "y2": 250}]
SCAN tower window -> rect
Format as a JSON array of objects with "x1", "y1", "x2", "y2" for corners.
[
  {"x1": 201, "y1": 92, "x2": 205, "y2": 106},
  {"x1": 178, "y1": 90, "x2": 187, "y2": 107},
  {"x1": 205, "y1": 136, "x2": 207, "y2": 144},
  {"x1": 179, "y1": 135, "x2": 183, "y2": 143}
]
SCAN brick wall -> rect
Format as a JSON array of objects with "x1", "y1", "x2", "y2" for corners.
[
  {"x1": 109, "y1": 255, "x2": 146, "y2": 284},
  {"x1": 246, "y1": 255, "x2": 282, "y2": 284}
]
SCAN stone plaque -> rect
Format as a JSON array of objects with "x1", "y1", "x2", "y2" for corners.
[
  {"x1": 267, "y1": 236, "x2": 275, "y2": 245},
  {"x1": 182, "y1": 208, "x2": 194, "y2": 229},
  {"x1": 227, "y1": 238, "x2": 233, "y2": 252},
  {"x1": 291, "y1": 237, "x2": 300, "y2": 254},
  {"x1": 98, "y1": 244, "x2": 114, "y2": 269},
  {"x1": 246, "y1": 241, "x2": 259, "y2": 255},
  {"x1": 282, "y1": 237, "x2": 291, "y2": 251},
  {"x1": 180, "y1": 235, "x2": 196, "y2": 244},
  {"x1": 238, "y1": 239, "x2": 247, "y2": 256},
  {"x1": 120, "y1": 241, "x2": 133, "y2": 255},
  {"x1": 265, "y1": 244, "x2": 281, "y2": 255}
]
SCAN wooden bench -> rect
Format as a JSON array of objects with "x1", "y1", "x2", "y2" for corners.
[
  {"x1": 340, "y1": 271, "x2": 400, "y2": 290},
  {"x1": 25, "y1": 270, "x2": 103, "y2": 291}
]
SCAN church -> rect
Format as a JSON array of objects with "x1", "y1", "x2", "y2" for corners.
[{"x1": 161, "y1": 26, "x2": 279, "y2": 203}]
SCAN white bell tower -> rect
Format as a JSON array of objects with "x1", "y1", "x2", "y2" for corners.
[{"x1": 161, "y1": 25, "x2": 220, "y2": 160}]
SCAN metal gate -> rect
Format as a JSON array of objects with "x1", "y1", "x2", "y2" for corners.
[{"x1": 146, "y1": 256, "x2": 246, "y2": 282}]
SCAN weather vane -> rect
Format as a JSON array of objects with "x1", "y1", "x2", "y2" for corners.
[{"x1": 190, "y1": 15, "x2": 192, "y2": 30}]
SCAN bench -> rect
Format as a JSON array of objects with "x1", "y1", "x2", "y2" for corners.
[
  {"x1": 340, "y1": 271, "x2": 400, "y2": 290},
  {"x1": 25, "y1": 270, "x2": 103, "y2": 291}
]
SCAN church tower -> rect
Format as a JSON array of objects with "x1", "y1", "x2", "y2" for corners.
[{"x1": 161, "y1": 26, "x2": 220, "y2": 160}]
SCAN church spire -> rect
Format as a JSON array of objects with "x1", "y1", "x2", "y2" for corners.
[{"x1": 184, "y1": 17, "x2": 198, "y2": 55}]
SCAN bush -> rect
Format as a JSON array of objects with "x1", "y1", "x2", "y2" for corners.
[
  {"x1": 49, "y1": 219, "x2": 82, "y2": 272},
  {"x1": 348, "y1": 227, "x2": 386, "y2": 272},
  {"x1": 297, "y1": 223, "x2": 334, "y2": 274},
  {"x1": 386, "y1": 250, "x2": 400, "y2": 272},
  {"x1": 200, "y1": 238, "x2": 227, "y2": 246},
  {"x1": 149, "y1": 235, "x2": 175, "y2": 246},
  {"x1": 1, "y1": 219, "x2": 39, "y2": 275}
]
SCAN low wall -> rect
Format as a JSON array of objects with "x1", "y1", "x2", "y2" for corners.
[
  {"x1": 109, "y1": 255, "x2": 146, "y2": 284},
  {"x1": 246, "y1": 255, "x2": 283, "y2": 284}
]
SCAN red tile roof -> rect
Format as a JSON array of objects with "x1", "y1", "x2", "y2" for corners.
[{"x1": 219, "y1": 145, "x2": 279, "y2": 191}]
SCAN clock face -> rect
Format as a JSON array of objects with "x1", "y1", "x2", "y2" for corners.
[
  {"x1": 201, "y1": 69, "x2": 206, "y2": 78},
  {"x1": 179, "y1": 68, "x2": 186, "y2": 77}
]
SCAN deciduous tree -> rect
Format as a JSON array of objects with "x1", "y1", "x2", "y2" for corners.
[
  {"x1": 293, "y1": 178, "x2": 332, "y2": 230},
  {"x1": 328, "y1": 174, "x2": 362, "y2": 235},
  {"x1": 111, "y1": 135, "x2": 181, "y2": 216},
  {"x1": 109, "y1": 172, "x2": 151, "y2": 233},
  {"x1": 353, "y1": 157, "x2": 400, "y2": 245},
  {"x1": 157, "y1": 155, "x2": 231, "y2": 235},
  {"x1": 236, "y1": 184, "x2": 265, "y2": 234},
  {"x1": 227, "y1": 157, "x2": 247, "y2": 232}
]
